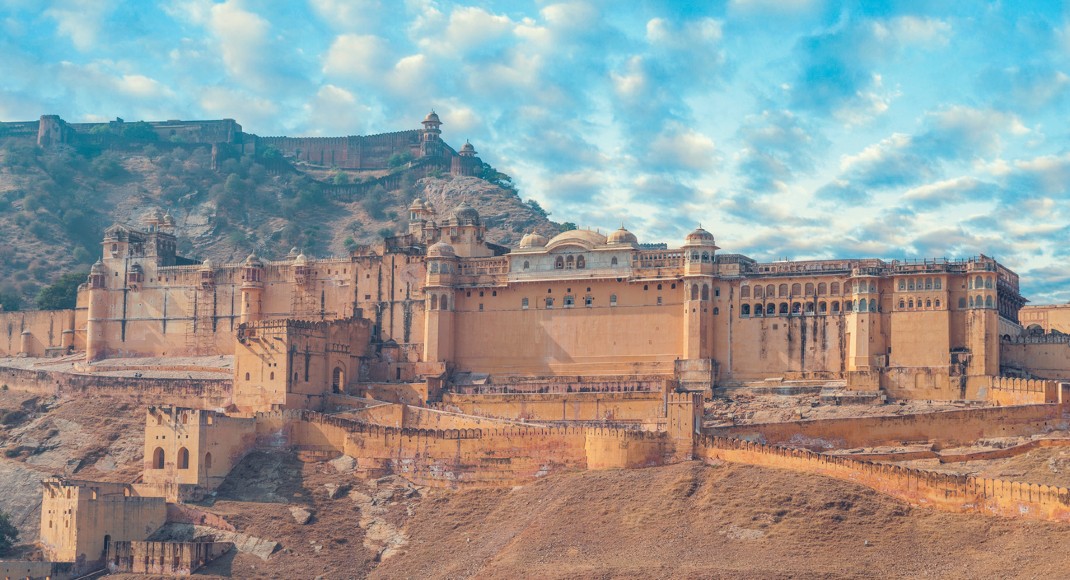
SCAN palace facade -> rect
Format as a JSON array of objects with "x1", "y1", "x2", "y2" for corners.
[{"x1": 4, "y1": 199, "x2": 1068, "y2": 402}]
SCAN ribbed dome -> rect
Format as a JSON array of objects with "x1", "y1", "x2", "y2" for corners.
[
  {"x1": 293, "y1": 253, "x2": 308, "y2": 266},
  {"x1": 459, "y1": 141, "x2": 477, "y2": 156},
  {"x1": 199, "y1": 259, "x2": 214, "y2": 271},
  {"x1": 90, "y1": 259, "x2": 105, "y2": 274},
  {"x1": 684, "y1": 226, "x2": 716, "y2": 246},
  {"x1": 423, "y1": 111, "x2": 441, "y2": 124},
  {"x1": 427, "y1": 241, "x2": 456, "y2": 258},
  {"x1": 449, "y1": 201, "x2": 480, "y2": 224},
  {"x1": 245, "y1": 253, "x2": 264, "y2": 267},
  {"x1": 519, "y1": 231, "x2": 548, "y2": 249},
  {"x1": 607, "y1": 227, "x2": 638, "y2": 245},
  {"x1": 410, "y1": 198, "x2": 425, "y2": 211},
  {"x1": 546, "y1": 228, "x2": 607, "y2": 249}
]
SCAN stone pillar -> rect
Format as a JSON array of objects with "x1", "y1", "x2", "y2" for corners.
[{"x1": 18, "y1": 330, "x2": 32, "y2": 357}]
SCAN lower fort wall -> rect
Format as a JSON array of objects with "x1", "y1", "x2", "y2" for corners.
[
  {"x1": 0, "y1": 365, "x2": 232, "y2": 408},
  {"x1": 439, "y1": 391, "x2": 669, "y2": 424},
  {"x1": 0, "y1": 309, "x2": 80, "y2": 357},
  {"x1": 106, "y1": 541, "x2": 232, "y2": 576},
  {"x1": 1002, "y1": 340, "x2": 1070, "y2": 380},
  {"x1": 706, "y1": 404, "x2": 1067, "y2": 449},
  {"x1": 253, "y1": 410, "x2": 672, "y2": 487},
  {"x1": 698, "y1": 436, "x2": 1070, "y2": 523}
]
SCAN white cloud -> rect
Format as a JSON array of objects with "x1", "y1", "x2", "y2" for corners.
[
  {"x1": 323, "y1": 34, "x2": 393, "y2": 81},
  {"x1": 648, "y1": 126, "x2": 717, "y2": 173},
  {"x1": 45, "y1": 0, "x2": 117, "y2": 51},
  {"x1": 208, "y1": 0, "x2": 270, "y2": 81},
  {"x1": 309, "y1": 0, "x2": 383, "y2": 31},
  {"x1": 301, "y1": 84, "x2": 374, "y2": 136},
  {"x1": 438, "y1": 6, "x2": 513, "y2": 56},
  {"x1": 646, "y1": 17, "x2": 723, "y2": 49},
  {"x1": 199, "y1": 86, "x2": 278, "y2": 129},
  {"x1": 874, "y1": 16, "x2": 952, "y2": 47}
]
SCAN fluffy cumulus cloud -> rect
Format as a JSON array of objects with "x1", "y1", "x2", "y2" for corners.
[{"x1": 1, "y1": 1, "x2": 1069, "y2": 300}]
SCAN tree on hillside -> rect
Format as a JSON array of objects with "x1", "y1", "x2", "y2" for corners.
[
  {"x1": 477, "y1": 162, "x2": 514, "y2": 190},
  {"x1": 119, "y1": 121, "x2": 158, "y2": 141},
  {"x1": 36, "y1": 271, "x2": 88, "y2": 310},
  {"x1": 0, "y1": 288, "x2": 21, "y2": 312},
  {"x1": 0, "y1": 510, "x2": 18, "y2": 555},
  {"x1": 560, "y1": 222, "x2": 577, "y2": 232}
]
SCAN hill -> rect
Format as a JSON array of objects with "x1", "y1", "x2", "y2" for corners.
[{"x1": 0, "y1": 137, "x2": 561, "y2": 308}]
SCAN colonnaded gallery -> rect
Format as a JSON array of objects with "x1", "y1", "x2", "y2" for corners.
[{"x1": 4, "y1": 199, "x2": 1068, "y2": 406}]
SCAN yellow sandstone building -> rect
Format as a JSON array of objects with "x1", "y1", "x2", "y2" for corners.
[{"x1": 3, "y1": 198, "x2": 1067, "y2": 403}]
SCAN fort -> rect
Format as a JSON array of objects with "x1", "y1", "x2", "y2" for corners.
[{"x1": 2, "y1": 118, "x2": 1070, "y2": 577}]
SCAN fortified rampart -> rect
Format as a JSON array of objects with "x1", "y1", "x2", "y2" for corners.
[
  {"x1": 1002, "y1": 334, "x2": 1070, "y2": 380},
  {"x1": 0, "y1": 308, "x2": 80, "y2": 357},
  {"x1": 698, "y1": 436, "x2": 1070, "y2": 523},
  {"x1": 106, "y1": 541, "x2": 233, "y2": 576},
  {"x1": 706, "y1": 404, "x2": 1069, "y2": 449},
  {"x1": 0, "y1": 365, "x2": 232, "y2": 408},
  {"x1": 253, "y1": 409, "x2": 676, "y2": 487}
]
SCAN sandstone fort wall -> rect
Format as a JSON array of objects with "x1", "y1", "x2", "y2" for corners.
[
  {"x1": 0, "y1": 365, "x2": 232, "y2": 408},
  {"x1": 699, "y1": 436, "x2": 1070, "y2": 523},
  {"x1": 0, "y1": 309, "x2": 79, "y2": 357},
  {"x1": 706, "y1": 404, "x2": 1067, "y2": 449}
]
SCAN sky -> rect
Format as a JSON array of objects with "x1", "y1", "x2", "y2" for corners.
[{"x1": 2, "y1": 1, "x2": 1070, "y2": 303}]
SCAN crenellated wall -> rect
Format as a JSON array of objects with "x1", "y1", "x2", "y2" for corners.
[
  {"x1": 106, "y1": 541, "x2": 232, "y2": 576},
  {"x1": 0, "y1": 365, "x2": 232, "y2": 408},
  {"x1": 698, "y1": 436, "x2": 1070, "y2": 523}
]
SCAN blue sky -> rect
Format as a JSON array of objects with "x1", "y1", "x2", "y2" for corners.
[{"x1": 2, "y1": 1, "x2": 1070, "y2": 303}]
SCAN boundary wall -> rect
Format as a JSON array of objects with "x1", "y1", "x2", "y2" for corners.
[
  {"x1": 988, "y1": 376, "x2": 1064, "y2": 405},
  {"x1": 699, "y1": 436, "x2": 1070, "y2": 523},
  {"x1": 706, "y1": 404, "x2": 1068, "y2": 449},
  {"x1": 106, "y1": 541, "x2": 232, "y2": 576},
  {"x1": 0, "y1": 365, "x2": 232, "y2": 408},
  {"x1": 253, "y1": 409, "x2": 676, "y2": 487}
]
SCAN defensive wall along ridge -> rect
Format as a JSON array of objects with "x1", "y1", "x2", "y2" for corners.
[
  {"x1": 707, "y1": 402, "x2": 1070, "y2": 449},
  {"x1": 252, "y1": 409, "x2": 682, "y2": 488},
  {"x1": 698, "y1": 436, "x2": 1070, "y2": 523},
  {"x1": 0, "y1": 364, "x2": 232, "y2": 408}
]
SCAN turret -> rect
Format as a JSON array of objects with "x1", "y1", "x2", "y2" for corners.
[
  {"x1": 86, "y1": 260, "x2": 107, "y2": 362},
  {"x1": 423, "y1": 241, "x2": 457, "y2": 363},
  {"x1": 420, "y1": 110, "x2": 443, "y2": 157},
  {"x1": 240, "y1": 254, "x2": 264, "y2": 325}
]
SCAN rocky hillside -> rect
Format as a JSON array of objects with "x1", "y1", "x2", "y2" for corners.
[{"x1": 0, "y1": 139, "x2": 562, "y2": 308}]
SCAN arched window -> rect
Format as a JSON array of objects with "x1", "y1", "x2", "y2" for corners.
[
  {"x1": 754, "y1": 286, "x2": 764, "y2": 299},
  {"x1": 523, "y1": 261, "x2": 530, "y2": 270},
  {"x1": 702, "y1": 252, "x2": 710, "y2": 263},
  {"x1": 817, "y1": 283, "x2": 827, "y2": 295},
  {"x1": 555, "y1": 256, "x2": 564, "y2": 269},
  {"x1": 908, "y1": 299, "x2": 914, "y2": 309},
  {"x1": 819, "y1": 301, "x2": 827, "y2": 313},
  {"x1": 778, "y1": 284, "x2": 788, "y2": 297},
  {"x1": 959, "y1": 297, "x2": 967, "y2": 309},
  {"x1": 244, "y1": 372, "x2": 250, "y2": 381},
  {"x1": 831, "y1": 282, "x2": 840, "y2": 295},
  {"x1": 691, "y1": 284, "x2": 699, "y2": 300},
  {"x1": 741, "y1": 286, "x2": 751, "y2": 298},
  {"x1": 791, "y1": 283, "x2": 801, "y2": 295},
  {"x1": 332, "y1": 367, "x2": 344, "y2": 393},
  {"x1": 925, "y1": 278, "x2": 933, "y2": 290},
  {"x1": 701, "y1": 284, "x2": 710, "y2": 300},
  {"x1": 611, "y1": 257, "x2": 618, "y2": 266},
  {"x1": 610, "y1": 294, "x2": 617, "y2": 306},
  {"x1": 985, "y1": 295, "x2": 993, "y2": 308},
  {"x1": 766, "y1": 284, "x2": 775, "y2": 298},
  {"x1": 935, "y1": 299, "x2": 941, "y2": 308},
  {"x1": 741, "y1": 304, "x2": 751, "y2": 317},
  {"x1": 576, "y1": 256, "x2": 585, "y2": 269},
  {"x1": 767, "y1": 303, "x2": 776, "y2": 315},
  {"x1": 430, "y1": 295, "x2": 438, "y2": 310},
  {"x1": 204, "y1": 452, "x2": 213, "y2": 470},
  {"x1": 440, "y1": 295, "x2": 448, "y2": 310},
  {"x1": 566, "y1": 255, "x2": 575, "y2": 269},
  {"x1": 975, "y1": 275, "x2": 983, "y2": 289},
  {"x1": 969, "y1": 296, "x2": 974, "y2": 307},
  {"x1": 832, "y1": 301, "x2": 840, "y2": 313},
  {"x1": 869, "y1": 283, "x2": 877, "y2": 293},
  {"x1": 545, "y1": 297, "x2": 554, "y2": 308},
  {"x1": 898, "y1": 280, "x2": 906, "y2": 291},
  {"x1": 926, "y1": 299, "x2": 932, "y2": 308},
  {"x1": 805, "y1": 302, "x2": 814, "y2": 313},
  {"x1": 754, "y1": 303, "x2": 764, "y2": 317},
  {"x1": 792, "y1": 302, "x2": 801, "y2": 314},
  {"x1": 152, "y1": 448, "x2": 165, "y2": 470},
  {"x1": 270, "y1": 372, "x2": 274, "y2": 380},
  {"x1": 908, "y1": 280, "x2": 915, "y2": 291},
  {"x1": 858, "y1": 299, "x2": 867, "y2": 312},
  {"x1": 691, "y1": 252, "x2": 700, "y2": 261},
  {"x1": 430, "y1": 262, "x2": 439, "y2": 274},
  {"x1": 521, "y1": 297, "x2": 529, "y2": 310},
  {"x1": 177, "y1": 447, "x2": 189, "y2": 470},
  {"x1": 658, "y1": 284, "x2": 663, "y2": 291},
  {"x1": 779, "y1": 302, "x2": 788, "y2": 314},
  {"x1": 845, "y1": 300, "x2": 854, "y2": 312},
  {"x1": 985, "y1": 277, "x2": 993, "y2": 289},
  {"x1": 899, "y1": 299, "x2": 905, "y2": 309},
  {"x1": 805, "y1": 283, "x2": 814, "y2": 295},
  {"x1": 934, "y1": 279, "x2": 942, "y2": 290}
]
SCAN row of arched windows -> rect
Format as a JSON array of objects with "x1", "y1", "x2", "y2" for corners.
[
  {"x1": 151, "y1": 447, "x2": 211, "y2": 470},
  {"x1": 688, "y1": 251, "x2": 713, "y2": 263},
  {"x1": 740, "y1": 281, "x2": 845, "y2": 299},
  {"x1": 898, "y1": 297, "x2": 942, "y2": 310},
  {"x1": 740, "y1": 300, "x2": 862, "y2": 317},
  {"x1": 428, "y1": 294, "x2": 450, "y2": 310},
  {"x1": 969, "y1": 275, "x2": 994, "y2": 290},
  {"x1": 897, "y1": 277, "x2": 942, "y2": 291},
  {"x1": 554, "y1": 255, "x2": 586, "y2": 269},
  {"x1": 689, "y1": 283, "x2": 710, "y2": 301},
  {"x1": 428, "y1": 262, "x2": 454, "y2": 274},
  {"x1": 967, "y1": 295, "x2": 995, "y2": 308}
]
